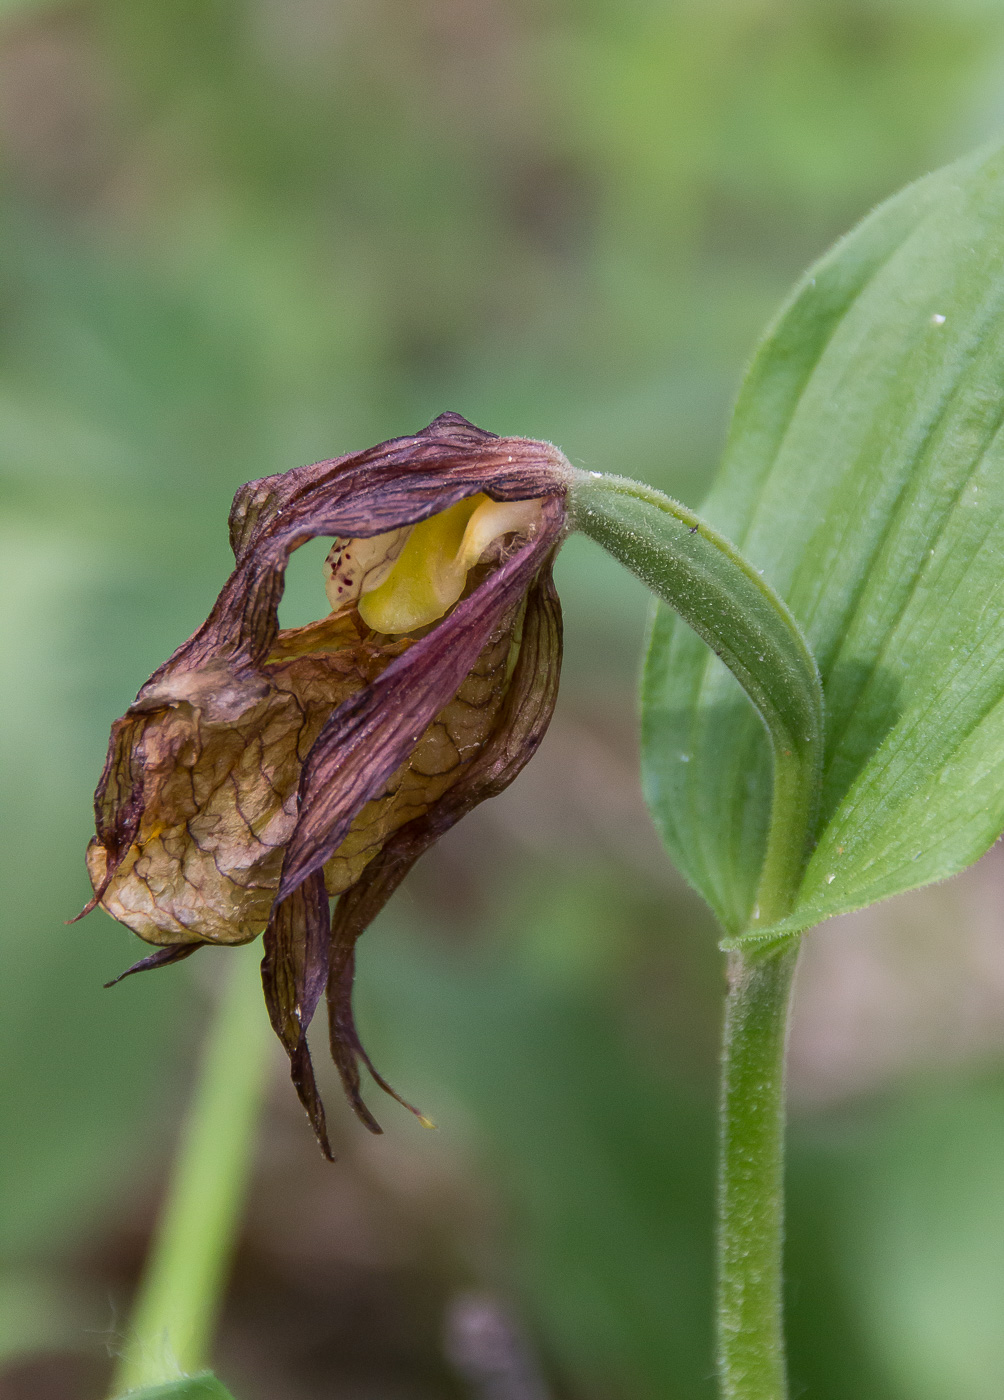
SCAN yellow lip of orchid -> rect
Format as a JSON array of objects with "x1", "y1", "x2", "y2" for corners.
[{"x1": 354, "y1": 492, "x2": 543, "y2": 634}]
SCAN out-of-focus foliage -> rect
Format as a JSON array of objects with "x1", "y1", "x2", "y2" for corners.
[{"x1": 5, "y1": 1, "x2": 1004, "y2": 1397}]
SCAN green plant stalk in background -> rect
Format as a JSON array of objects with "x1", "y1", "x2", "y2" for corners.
[
  {"x1": 110, "y1": 945, "x2": 272, "y2": 1398},
  {"x1": 570, "y1": 471, "x2": 822, "y2": 1399}
]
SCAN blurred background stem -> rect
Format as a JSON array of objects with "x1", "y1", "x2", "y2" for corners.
[
  {"x1": 110, "y1": 946, "x2": 272, "y2": 1397},
  {"x1": 717, "y1": 939, "x2": 800, "y2": 1400}
]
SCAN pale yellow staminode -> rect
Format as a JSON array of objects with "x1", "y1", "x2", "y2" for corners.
[
  {"x1": 353, "y1": 493, "x2": 542, "y2": 634},
  {"x1": 323, "y1": 527, "x2": 410, "y2": 614}
]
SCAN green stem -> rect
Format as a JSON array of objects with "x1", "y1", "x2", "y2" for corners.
[
  {"x1": 567, "y1": 470, "x2": 821, "y2": 1398},
  {"x1": 110, "y1": 945, "x2": 273, "y2": 1396},
  {"x1": 566, "y1": 470, "x2": 822, "y2": 931},
  {"x1": 717, "y1": 939, "x2": 800, "y2": 1400}
]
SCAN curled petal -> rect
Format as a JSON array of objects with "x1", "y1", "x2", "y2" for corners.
[
  {"x1": 275, "y1": 499, "x2": 564, "y2": 906},
  {"x1": 325, "y1": 557, "x2": 563, "y2": 1130},
  {"x1": 260, "y1": 870, "x2": 333, "y2": 1159},
  {"x1": 325, "y1": 937, "x2": 426, "y2": 1136},
  {"x1": 77, "y1": 716, "x2": 149, "y2": 919},
  {"x1": 167, "y1": 413, "x2": 568, "y2": 673},
  {"x1": 103, "y1": 941, "x2": 203, "y2": 988}
]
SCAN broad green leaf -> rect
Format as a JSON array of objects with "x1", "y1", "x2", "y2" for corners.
[
  {"x1": 114, "y1": 1374, "x2": 236, "y2": 1400},
  {"x1": 642, "y1": 141, "x2": 1004, "y2": 941}
]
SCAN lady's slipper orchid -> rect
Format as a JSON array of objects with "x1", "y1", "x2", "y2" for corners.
[{"x1": 83, "y1": 413, "x2": 569, "y2": 1156}]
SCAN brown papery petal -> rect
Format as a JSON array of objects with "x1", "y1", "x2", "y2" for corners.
[
  {"x1": 324, "y1": 555, "x2": 563, "y2": 1130},
  {"x1": 274, "y1": 496, "x2": 564, "y2": 905},
  {"x1": 90, "y1": 652, "x2": 361, "y2": 948},
  {"x1": 79, "y1": 714, "x2": 149, "y2": 918}
]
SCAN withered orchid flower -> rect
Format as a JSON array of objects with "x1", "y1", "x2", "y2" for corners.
[{"x1": 82, "y1": 414, "x2": 568, "y2": 1157}]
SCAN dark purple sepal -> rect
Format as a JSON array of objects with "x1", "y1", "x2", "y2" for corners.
[
  {"x1": 260, "y1": 870, "x2": 334, "y2": 1160},
  {"x1": 165, "y1": 412, "x2": 566, "y2": 673},
  {"x1": 324, "y1": 558, "x2": 562, "y2": 1129},
  {"x1": 103, "y1": 941, "x2": 203, "y2": 988}
]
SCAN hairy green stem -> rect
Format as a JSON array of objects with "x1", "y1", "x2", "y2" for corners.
[
  {"x1": 110, "y1": 945, "x2": 273, "y2": 1396},
  {"x1": 717, "y1": 940, "x2": 800, "y2": 1400},
  {"x1": 566, "y1": 470, "x2": 822, "y2": 931},
  {"x1": 567, "y1": 470, "x2": 821, "y2": 1398}
]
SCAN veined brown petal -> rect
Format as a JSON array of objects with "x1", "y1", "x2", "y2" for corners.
[
  {"x1": 274, "y1": 497, "x2": 564, "y2": 905},
  {"x1": 324, "y1": 558, "x2": 562, "y2": 1131},
  {"x1": 76, "y1": 715, "x2": 150, "y2": 919},
  {"x1": 87, "y1": 652, "x2": 362, "y2": 947},
  {"x1": 263, "y1": 556, "x2": 565, "y2": 1149}
]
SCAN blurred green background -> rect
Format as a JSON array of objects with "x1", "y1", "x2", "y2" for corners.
[{"x1": 5, "y1": 1, "x2": 1004, "y2": 1396}]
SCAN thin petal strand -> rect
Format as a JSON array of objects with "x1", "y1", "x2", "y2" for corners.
[
  {"x1": 103, "y1": 941, "x2": 203, "y2": 988},
  {"x1": 260, "y1": 870, "x2": 333, "y2": 1159},
  {"x1": 325, "y1": 933, "x2": 427, "y2": 1135}
]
